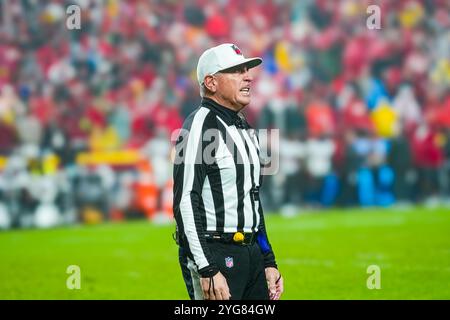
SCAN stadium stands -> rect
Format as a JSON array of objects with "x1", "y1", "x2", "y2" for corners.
[{"x1": 0, "y1": 0, "x2": 449, "y2": 229}]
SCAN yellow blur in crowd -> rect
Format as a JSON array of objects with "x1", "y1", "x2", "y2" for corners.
[{"x1": 371, "y1": 101, "x2": 398, "y2": 138}]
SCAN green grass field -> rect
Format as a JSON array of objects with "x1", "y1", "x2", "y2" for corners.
[{"x1": 0, "y1": 207, "x2": 449, "y2": 299}]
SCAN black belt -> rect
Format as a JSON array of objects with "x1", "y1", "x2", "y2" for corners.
[{"x1": 204, "y1": 232, "x2": 256, "y2": 246}]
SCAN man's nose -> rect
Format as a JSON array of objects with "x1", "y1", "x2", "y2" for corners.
[{"x1": 243, "y1": 69, "x2": 253, "y2": 82}]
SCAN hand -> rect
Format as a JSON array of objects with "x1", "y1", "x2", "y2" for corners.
[
  {"x1": 200, "y1": 271, "x2": 231, "y2": 300},
  {"x1": 265, "y1": 267, "x2": 284, "y2": 300}
]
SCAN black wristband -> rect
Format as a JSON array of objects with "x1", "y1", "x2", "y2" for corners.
[
  {"x1": 198, "y1": 265, "x2": 219, "y2": 278},
  {"x1": 276, "y1": 273, "x2": 282, "y2": 284}
]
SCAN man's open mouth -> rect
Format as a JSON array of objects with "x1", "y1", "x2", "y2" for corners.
[{"x1": 240, "y1": 87, "x2": 250, "y2": 95}]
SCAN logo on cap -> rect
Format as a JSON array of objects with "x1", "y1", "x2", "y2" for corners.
[{"x1": 231, "y1": 44, "x2": 242, "y2": 55}]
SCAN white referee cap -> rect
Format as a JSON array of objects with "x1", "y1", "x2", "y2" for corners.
[{"x1": 196, "y1": 43, "x2": 262, "y2": 85}]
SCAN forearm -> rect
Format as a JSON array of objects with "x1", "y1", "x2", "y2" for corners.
[
  {"x1": 178, "y1": 193, "x2": 219, "y2": 277},
  {"x1": 256, "y1": 208, "x2": 278, "y2": 269}
]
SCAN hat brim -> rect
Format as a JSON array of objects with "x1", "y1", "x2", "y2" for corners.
[{"x1": 217, "y1": 57, "x2": 263, "y2": 73}]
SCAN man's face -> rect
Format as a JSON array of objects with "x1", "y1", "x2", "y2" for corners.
[{"x1": 213, "y1": 65, "x2": 254, "y2": 111}]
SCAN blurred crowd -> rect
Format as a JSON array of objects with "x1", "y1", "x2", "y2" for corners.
[{"x1": 0, "y1": 0, "x2": 450, "y2": 229}]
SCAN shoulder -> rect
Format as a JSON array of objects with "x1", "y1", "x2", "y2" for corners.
[{"x1": 182, "y1": 106, "x2": 218, "y2": 131}]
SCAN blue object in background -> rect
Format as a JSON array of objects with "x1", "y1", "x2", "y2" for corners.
[
  {"x1": 18, "y1": 84, "x2": 31, "y2": 102},
  {"x1": 320, "y1": 173, "x2": 339, "y2": 207},
  {"x1": 357, "y1": 168, "x2": 376, "y2": 206},
  {"x1": 365, "y1": 78, "x2": 389, "y2": 110},
  {"x1": 375, "y1": 165, "x2": 395, "y2": 207},
  {"x1": 263, "y1": 51, "x2": 278, "y2": 75}
]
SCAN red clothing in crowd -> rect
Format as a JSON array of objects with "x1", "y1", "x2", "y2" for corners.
[
  {"x1": 205, "y1": 14, "x2": 230, "y2": 39},
  {"x1": 151, "y1": 103, "x2": 183, "y2": 136},
  {"x1": 342, "y1": 98, "x2": 373, "y2": 132},
  {"x1": 426, "y1": 96, "x2": 450, "y2": 129},
  {"x1": 411, "y1": 127, "x2": 444, "y2": 168},
  {"x1": 30, "y1": 96, "x2": 56, "y2": 126},
  {"x1": 305, "y1": 100, "x2": 335, "y2": 137}
]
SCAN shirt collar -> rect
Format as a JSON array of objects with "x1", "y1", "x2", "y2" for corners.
[{"x1": 201, "y1": 97, "x2": 241, "y2": 126}]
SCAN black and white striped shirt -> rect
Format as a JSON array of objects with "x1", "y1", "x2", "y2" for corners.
[{"x1": 173, "y1": 97, "x2": 277, "y2": 277}]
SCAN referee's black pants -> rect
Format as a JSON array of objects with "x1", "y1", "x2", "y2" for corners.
[
  {"x1": 178, "y1": 246, "x2": 195, "y2": 299},
  {"x1": 186, "y1": 241, "x2": 269, "y2": 300}
]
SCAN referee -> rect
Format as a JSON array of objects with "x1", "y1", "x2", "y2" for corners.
[{"x1": 173, "y1": 43, "x2": 283, "y2": 300}]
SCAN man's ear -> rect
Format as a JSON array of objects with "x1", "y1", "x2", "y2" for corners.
[{"x1": 204, "y1": 76, "x2": 217, "y2": 93}]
